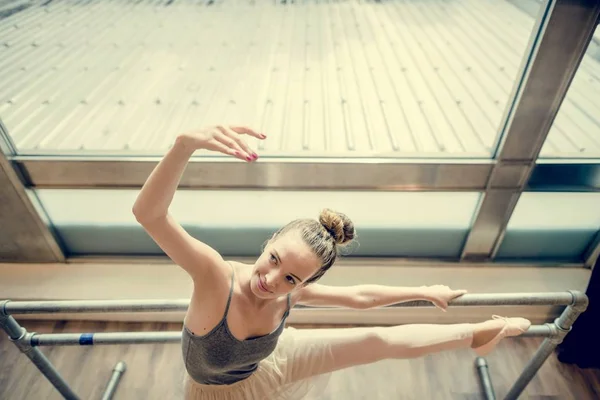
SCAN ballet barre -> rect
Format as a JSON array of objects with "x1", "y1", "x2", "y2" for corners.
[{"x1": 0, "y1": 291, "x2": 589, "y2": 400}]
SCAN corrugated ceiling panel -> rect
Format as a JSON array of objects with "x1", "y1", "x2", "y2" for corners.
[{"x1": 0, "y1": 0, "x2": 598, "y2": 157}]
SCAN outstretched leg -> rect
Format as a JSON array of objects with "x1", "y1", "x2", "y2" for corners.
[{"x1": 282, "y1": 316, "x2": 530, "y2": 384}]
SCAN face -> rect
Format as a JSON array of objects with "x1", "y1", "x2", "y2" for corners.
[{"x1": 251, "y1": 231, "x2": 322, "y2": 299}]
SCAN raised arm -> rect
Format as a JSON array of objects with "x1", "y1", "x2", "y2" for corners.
[{"x1": 132, "y1": 125, "x2": 265, "y2": 281}]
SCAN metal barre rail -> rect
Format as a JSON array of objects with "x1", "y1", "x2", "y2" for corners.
[
  {"x1": 0, "y1": 291, "x2": 590, "y2": 400},
  {"x1": 1, "y1": 291, "x2": 578, "y2": 314},
  {"x1": 25, "y1": 325, "x2": 554, "y2": 346}
]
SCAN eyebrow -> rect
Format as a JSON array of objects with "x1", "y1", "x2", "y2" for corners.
[{"x1": 273, "y1": 250, "x2": 303, "y2": 282}]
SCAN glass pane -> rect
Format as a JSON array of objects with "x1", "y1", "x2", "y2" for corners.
[
  {"x1": 1, "y1": 0, "x2": 542, "y2": 158},
  {"x1": 496, "y1": 192, "x2": 600, "y2": 262},
  {"x1": 34, "y1": 189, "x2": 480, "y2": 258},
  {"x1": 528, "y1": 162, "x2": 600, "y2": 192},
  {"x1": 540, "y1": 24, "x2": 600, "y2": 159}
]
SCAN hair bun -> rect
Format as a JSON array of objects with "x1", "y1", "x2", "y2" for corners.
[{"x1": 319, "y1": 208, "x2": 356, "y2": 246}]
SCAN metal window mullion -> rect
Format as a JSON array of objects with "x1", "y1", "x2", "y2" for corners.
[
  {"x1": 0, "y1": 150, "x2": 65, "y2": 262},
  {"x1": 0, "y1": 118, "x2": 18, "y2": 156},
  {"x1": 461, "y1": 0, "x2": 600, "y2": 262}
]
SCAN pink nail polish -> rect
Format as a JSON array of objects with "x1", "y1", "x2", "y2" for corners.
[{"x1": 260, "y1": 134, "x2": 267, "y2": 139}]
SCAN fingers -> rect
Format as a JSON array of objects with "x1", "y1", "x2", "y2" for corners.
[
  {"x1": 430, "y1": 287, "x2": 467, "y2": 313},
  {"x1": 230, "y1": 125, "x2": 267, "y2": 140},
  {"x1": 436, "y1": 286, "x2": 468, "y2": 297},
  {"x1": 205, "y1": 138, "x2": 240, "y2": 159},
  {"x1": 216, "y1": 126, "x2": 257, "y2": 162},
  {"x1": 213, "y1": 127, "x2": 253, "y2": 162}
]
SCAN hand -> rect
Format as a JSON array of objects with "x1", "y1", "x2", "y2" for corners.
[
  {"x1": 178, "y1": 125, "x2": 266, "y2": 162},
  {"x1": 421, "y1": 285, "x2": 468, "y2": 312}
]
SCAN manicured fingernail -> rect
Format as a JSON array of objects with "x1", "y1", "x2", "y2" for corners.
[
  {"x1": 246, "y1": 156, "x2": 252, "y2": 161},
  {"x1": 252, "y1": 153, "x2": 258, "y2": 159},
  {"x1": 260, "y1": 134, "x2": 267, "y2": 139}
]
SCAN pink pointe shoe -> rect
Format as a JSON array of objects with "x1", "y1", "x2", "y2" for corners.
[{"x1": 473, "y1": 315, "x2": 531, "y2": 357}]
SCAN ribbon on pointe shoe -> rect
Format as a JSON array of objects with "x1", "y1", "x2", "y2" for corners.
[
  {"x1": 473, "y1": 315, "x2": 531, "y2": 357},
  {"x1": 491, "y1": 315, "x2": 530, "y2": 334}
]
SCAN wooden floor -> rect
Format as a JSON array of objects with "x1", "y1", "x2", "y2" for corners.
[{"x1": 1, "y1": 320, "x2": 599, "y2": 399}]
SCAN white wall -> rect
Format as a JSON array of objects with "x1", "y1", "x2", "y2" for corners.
[{"x1": 0, "y1": 259, "x2": 590, "y2": 325}]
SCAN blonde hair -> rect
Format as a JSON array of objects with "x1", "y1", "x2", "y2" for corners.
[{"x1": 267, "y1": 208, "x2": 356, "y2": 284}]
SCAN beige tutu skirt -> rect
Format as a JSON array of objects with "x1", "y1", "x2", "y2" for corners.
[{"x1": 183, "y1": 327, "x2": 334, "y2": 400}]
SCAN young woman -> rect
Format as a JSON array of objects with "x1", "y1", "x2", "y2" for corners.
[{"x1": 132, "y1": 125, "x2": 531, "y2": 399}]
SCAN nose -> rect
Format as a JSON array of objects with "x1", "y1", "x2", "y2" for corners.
[{"x1": 264, "y1": 273, "x2": 278, "y2": 291}]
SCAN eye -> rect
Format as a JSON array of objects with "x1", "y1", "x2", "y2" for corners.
[
  {"x1": 270, "y1": 253, "x2": 278, "y2": 264},
  {"x1": 286, "y1": 275, "x2": 296, "y2": 285}
]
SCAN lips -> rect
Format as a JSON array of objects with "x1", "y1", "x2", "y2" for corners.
[{"x1": 258, "y1": 276, "x2": 270, "y2": 293}]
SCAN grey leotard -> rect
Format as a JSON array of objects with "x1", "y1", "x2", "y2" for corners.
[{"x1": 182, "y1": 263, "x2": 291, "y2": 385}]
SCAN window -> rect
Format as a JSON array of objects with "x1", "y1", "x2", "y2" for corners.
[{"x1": 35, "y1": 189, "x2": 481, "y2": 258}]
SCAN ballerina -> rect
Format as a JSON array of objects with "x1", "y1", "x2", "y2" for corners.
[{"x1": 132, "y1": 125, "x2": 531, "y2": 399}]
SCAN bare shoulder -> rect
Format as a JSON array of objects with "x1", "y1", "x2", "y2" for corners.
[
  {"x1": 184, "y1": 259, "x2": 236, "y2": 334},
  {"x1": 190, "y1": 258, "x2": 232, "y2": 298},
  {"x1": 186, "y1": 259, "x2": 232, "y2": 319}
]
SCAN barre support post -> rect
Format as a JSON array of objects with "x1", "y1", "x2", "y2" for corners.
[
  {"x1": 0, "y1": 300, "x2": 80, "y2": 400},
  {"x1": 503, "y1": 290, "x2": 588, "y2": 400},
  {"x1": 475, "y1": 357, "x2": 496, "y2": 400},
  {"x1": 101, "y1": 361, "x2": 127, "y2": 400},
  {"x1": 1, "y1": 300, "x2": 129, "y2": 400}
]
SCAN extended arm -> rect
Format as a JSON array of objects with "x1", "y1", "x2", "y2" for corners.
[
  {"x1": 297, "y1": 283, "x2": 466, "y2": 310},
  {"x1": 356, "y1": 284, "x2": 431, "y2": 308}
]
